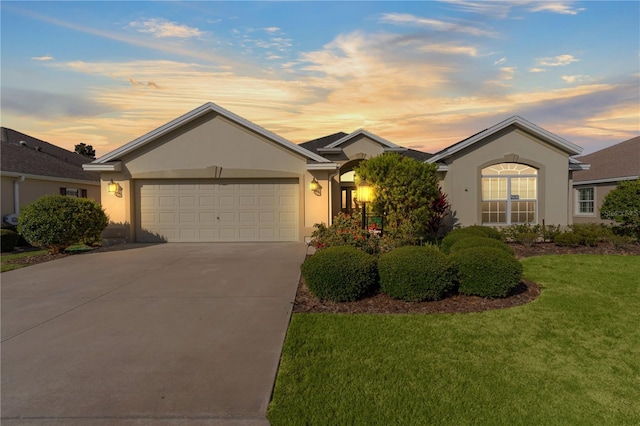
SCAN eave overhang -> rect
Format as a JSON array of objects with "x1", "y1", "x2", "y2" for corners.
[{"x1": 82, "y1": 162, "x2": 122, "y2": 172}]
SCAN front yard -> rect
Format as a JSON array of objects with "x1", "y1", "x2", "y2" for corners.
[{"x1": 268, "y1": 255, "x2": 640, "y2": 425}]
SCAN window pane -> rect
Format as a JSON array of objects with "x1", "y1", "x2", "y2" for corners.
[
  {"x1": 482, "y1": 178, "x2": 507, "y2": 200},
  {"x1": 512, "y1": 177, "x2": 536, "y2": 199},
  {"x1": 340, "y1": 171, "x2": 355, "y2": 182},
  {"x1": 482, "y1": 201, "x2": 507, "y2": 223},
  {"x1": 511, "y1": 201, "x2": 536, "y2": 224},
  {"x1": 482, "y1": 163, "x2": 537, "y2": 175}
]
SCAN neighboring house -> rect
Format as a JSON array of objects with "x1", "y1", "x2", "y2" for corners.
[
  {"x1": 572, "y1": 136, "x2": 640, "y2": 224},
  {"x1": 83, "y1": 102, "x2": 588, "y2": 243},
  {"x1": 1, "y1": 128, "x2": 101, "y2": 224}
]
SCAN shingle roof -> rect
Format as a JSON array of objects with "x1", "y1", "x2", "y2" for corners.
[
  {"x1": 573, "y1": 136, "x2": 640, "y2": 183},
  {"x1": 299, "y1": 132, "x2": 348, "y2": 154},
  {"x1": 1, "y1": 127, "x2": 100, "y2": 182},
  {"x1": 299, "y1": 132, "x2": 433, "y2": 160}
]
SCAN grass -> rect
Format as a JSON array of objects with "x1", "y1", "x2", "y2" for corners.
[
  {"x1": 268, "y1": 255, "x2": 640, "y2": 425},
  {"x1": 0, "y1": 243, "x2": 94, "y2": 272}
]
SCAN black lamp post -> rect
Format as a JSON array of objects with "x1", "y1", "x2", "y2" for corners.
[{"x1": 357, "y1": 179, "x2": 373, "y2": 229}]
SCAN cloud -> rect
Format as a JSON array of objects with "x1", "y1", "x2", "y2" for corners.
[
  {"x1": 129, "y1": 77, "x2": 160, "y2": 88},
  {"x1": 529, "y1": 67, "x2": 546, "y2": 73},
  {"x1": 494, "y1": 57, "x2": 507, "y2": 65},
  {"x1": 2, "y1": 87, "x2": 111, "y2": 119},
  {"x1": 442, "y1": 1, "x2": 585, "y2": 17},
  {"x1": 561, "y1": 75, "x2": 592, "y2": 84},
  {"x1": 379, "y1": 12, "x2": 496, "y2": 37},
  {"x1": 420, "y1": 43, "x2": 478, "y2": 57},
  {"x1": 31, "y1": 55, "x2": 54, "y2": 61},
  {"x1": 129, "y1": 18, "x2": 204, "y2": 39},
  {"x1": 536, "y1": 54, "x2": 579, "y2": 67},
  {"x1": 264, "y1": 27, "x2": 280, "y2": 33},
  {"x1": 529, "y1": 2, "x2": 585, "y2": 15}
]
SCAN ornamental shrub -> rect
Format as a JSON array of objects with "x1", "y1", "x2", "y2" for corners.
[
  {"x1": 18, "y1": 195, "x2": 108, "y2": 254},
  {"x1": 440, "y1": 227, "x2": 486, "y2": 254},
  {"x1": 571, "y1": 223, "x2": 610, "y2": 247},
  {"x1": 600, "y1": 178, "x2": 640, "y2": 239},
  {"x1": 301, "y1": 246, "x2": 378, "y2": 302},
  {"x1": 310, "y1": 212, "x2": 377, "y2": 253},
  {"x1": 461, "y1": 225, "x2": 502, "y2": 240},
  {"x1": 450, "y1": 247, "x2": 523, "y2": 298},
  {"x1": 1, "y1": 229, "x2": 19, "y2": 252},
  {"x1": 554, "y1": 231, "x2": 581, "y2": 247},
  {"x1": 378, "y1": 245, "x2": 456, "y2": 302},
  {"x1": 449, "y1": 236, "x2": 515, "y2": 256}
]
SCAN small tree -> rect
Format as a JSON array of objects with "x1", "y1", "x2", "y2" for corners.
[
  {"x1": 354, "y1": 153, "x2": 442, "y2": 242},
  {"x1": 600, "y1": 178, "x2": 640, "y2": 239},
  {"x1": 18, "y1": 195, "x2": 108, "y2": 253},
  {"x1": 75, "y1": 142, "x2": 96, "y2": 159}
]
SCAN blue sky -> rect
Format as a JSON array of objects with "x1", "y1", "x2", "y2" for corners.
[{"x1": 1, "y1": 1, "x2": 638, "y2": 156}]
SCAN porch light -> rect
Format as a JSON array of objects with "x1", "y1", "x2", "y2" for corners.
[
  {"x1": 309, "y1": 177, "x2": 320, "y2": 192},
  {"x1": 357, "y1": 179, "x2": 374, "y2": 229},
  {"x1": 108, "y1": 179, "x2": 118, "y2": 194},
  {"x1": 356, "y1": 179, "x2": 373, "y2": 203}
]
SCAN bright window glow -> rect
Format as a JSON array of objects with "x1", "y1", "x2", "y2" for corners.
[{"x1": 481, "y1": 163, "x2": 537, "y2": 224}]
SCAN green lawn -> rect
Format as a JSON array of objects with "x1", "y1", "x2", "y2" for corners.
[
  {"x1": 0, "y1": 249, "x2": 49, "y2": 272},
  {"x1": 268, "y1": 255, "x2": 640, "y2": 425}
]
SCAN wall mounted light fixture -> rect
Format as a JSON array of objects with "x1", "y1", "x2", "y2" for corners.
[
  {"x1": 309, "y1": 177, "x2": 320, "y2": 192},
  {"x1": 108, "y1": 179, "x2": 118, "y2": 194}
]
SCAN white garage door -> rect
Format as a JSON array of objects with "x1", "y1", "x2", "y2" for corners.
[{"x1": 135, "y1": 179, "x2": 299, "y2": 242}]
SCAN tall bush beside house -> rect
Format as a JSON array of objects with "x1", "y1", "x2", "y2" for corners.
[
  {"x1": 18, "y1": 195, "x2": 108, "y2": 254},
  {"x1": 600, "y1": 178, "x2": 640, "y2": 239},
  {"x1": 379, "y1": 245, "x2": 456, "y2": 302},
  {"x1": 310, "y1": 212, "x2": 375, "y2": 253},
  {"x1": 301, "y1": 246, "x2": 378, "y2": 302},
  {"x1": 354, "y1": 153, "x2": 442, "y2": 243},
  {"x1": 450, "y1": 247, "x2": 523, "y2": 298}
]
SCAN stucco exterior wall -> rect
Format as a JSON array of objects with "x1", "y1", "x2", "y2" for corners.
[
  {"x1": 1, "y1": 175, "x2": 100, "y2": 219},
  {"x1": 439, "y1": 127, "x2": 572, "y2": 227},
  {"x1": 572, "y1": 182, "x2": 616, "y2": 224}
]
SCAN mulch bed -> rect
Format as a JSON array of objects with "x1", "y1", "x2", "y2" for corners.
[{"x1": 294, "y1": 242, "x2": 640, "y2": 315}]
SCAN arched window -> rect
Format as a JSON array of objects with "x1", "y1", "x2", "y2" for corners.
[{"x1": 481, "y1": 163, "x2": 537, "y2": 224}]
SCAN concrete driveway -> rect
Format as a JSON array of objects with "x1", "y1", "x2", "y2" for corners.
[{"x1": 1, "y1": 242, "x2": 306, "y2": 425}]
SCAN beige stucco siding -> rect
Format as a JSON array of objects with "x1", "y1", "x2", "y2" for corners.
[
  {"x1": 340, "y1": 136, "x2": 388, "y2": 162},
  {"x1": 122, "y1": 113, "x2": 307, "y2": 178},
  {"x1": 1, "y1": 175, "x2": 100, "y2": 218},
  {"x1": 439, "y1": 127, "x2": 571, "y2": 226}
]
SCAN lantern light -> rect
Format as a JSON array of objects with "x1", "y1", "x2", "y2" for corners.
[{"x1": 108, "y1": 179, "x2": 118, "y2": 194}]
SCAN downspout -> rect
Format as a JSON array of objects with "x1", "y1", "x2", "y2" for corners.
[
  {"x1": 14, "y1": 175, "x2": 25, "y2": 214},
  {"x1": 328, "y1": 170, "x2": 339, "y2": 225}
]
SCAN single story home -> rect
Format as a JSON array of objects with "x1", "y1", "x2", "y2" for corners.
[
  {"x1": 572, "y1": 136, "x2": 640, "y2": 224},
  {"x1": 84, "y1": 102, "x2": 589, "y2": 243},
  {"x1": 1, "y1": 128, "x2": 101, "y2": 225}
]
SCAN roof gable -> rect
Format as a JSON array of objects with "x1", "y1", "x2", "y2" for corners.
[
  {"x1": 322, "y1": 129, "x2": 406, "y2": 152},
  {"x1": 93, "y1": 102, "x2": 329, "y2": 164},
  {"x1": 427, "y1": 116, "x2": 583, "y2": 164}
]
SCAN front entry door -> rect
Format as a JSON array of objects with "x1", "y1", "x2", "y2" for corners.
[{"x1": 341, "y1": 186, "x2": 356, "y2": 214}]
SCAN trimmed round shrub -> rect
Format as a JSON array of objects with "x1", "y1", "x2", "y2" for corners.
[
  {"x1": 450, "y1": 247, "x2": 523, "y2": 298},
  {"x1": 441, "y1": 228, "x2": 486, "y2": 254},
  {"x1": 379, "y1": 245, "x2": 456, "y2": 301},
  {"x1": 18, "y1": 195, "x2": 108, "y2": 254},
  {"x1": 554, "y1": 231, "x2": 581, "y2": 247},
  {"x1": 1, "y1": 229, "x2": 19, "y2": 252},
  {"x1": 301, "y1": 246, "x2": 378, "y2": 302},
  {"x1": 449, "y1": 236, "x2": 515, "y2": 256},
  {"x1": 461, "y1": 225, "x2": 502, "y2": 240}
]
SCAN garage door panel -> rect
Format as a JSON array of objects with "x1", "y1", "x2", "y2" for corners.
[{"x1": 136, "y1": 179, "x2": 298, "y2": 242}]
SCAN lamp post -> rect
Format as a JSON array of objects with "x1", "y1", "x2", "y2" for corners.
[{"x1": 356, "y1": 179, "x2": 373, "y2": 229}]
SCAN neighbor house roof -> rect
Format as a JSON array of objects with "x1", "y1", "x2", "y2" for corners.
[
  {"x1": 87, "y1": 102, "x2": 330, "y2": 169},
  {"x1": 1, "y1": 127, "x2": 100, "y2": 183},
  {"x1": 427, "y1": 115, "x2": 584, "y2": 164},
  {"x1": 573, "y1": 136, "x2": 640, "y2": 184}
]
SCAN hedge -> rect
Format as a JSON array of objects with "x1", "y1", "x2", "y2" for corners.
[
  {"x1": 450, "y1": 247, "x2": 523, "y2": 298},
  {"x1": 379, "y1": 245, "x2": 456, "y2": 302}
]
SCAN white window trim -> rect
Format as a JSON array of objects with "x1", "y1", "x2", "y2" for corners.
[
  {"x1": 575, "y1": 187, "x2": 596, "y2": 216},
  {"x1": 481, "y1": 172, "x2": 538, "y2": 225}
]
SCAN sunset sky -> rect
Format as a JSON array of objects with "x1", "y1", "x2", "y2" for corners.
[{"x1": 1, "y1": 1, "x2": 638, "y2": 157}]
